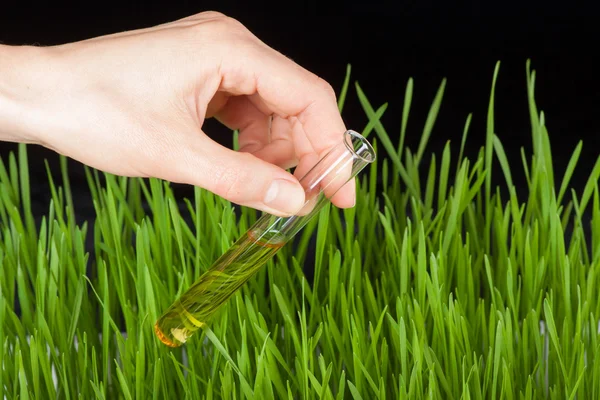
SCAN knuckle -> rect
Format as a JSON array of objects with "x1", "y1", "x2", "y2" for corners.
[
  {"x1": 315, "y1": 77, "x2": 337, "y2": 101},
  {"x1": 190, "y1": 13, "x2": 251, "y2": 46},
  {"x1": 221, "y1": 15, "x2": 246, "y2": 30},
  {"x1": 199, "y1": 10, "x2": 228, "y2": 20},
  {"x1": 206, "y1": 13, "x2": 246, "y2": 33}
]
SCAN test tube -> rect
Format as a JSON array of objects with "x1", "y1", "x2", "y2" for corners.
[{"x1": 154, "y1": 130, "x2": 376, "y2": 347}]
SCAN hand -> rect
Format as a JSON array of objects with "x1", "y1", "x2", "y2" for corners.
[{"x1": 0, "y1": 11, "x2": 354, "y2": 216}]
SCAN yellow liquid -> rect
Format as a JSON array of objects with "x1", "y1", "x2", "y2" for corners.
[{"x1": 154, "y1": 229, "x2": 285, "y2": 347}]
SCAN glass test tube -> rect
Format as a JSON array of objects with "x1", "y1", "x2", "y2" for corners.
[{"x1": 154, "y1": 130, "x2": 376, "y2": 347}]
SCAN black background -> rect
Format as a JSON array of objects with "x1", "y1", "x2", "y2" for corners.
[{"x1": 1, "y1": 1, "x2": 598, "y2": 218}]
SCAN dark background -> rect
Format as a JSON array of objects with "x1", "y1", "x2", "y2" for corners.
[{"x1": 1, "y1": 1, "x2": 598, "y2": 220}]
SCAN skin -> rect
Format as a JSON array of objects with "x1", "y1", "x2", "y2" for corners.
[{"x1": 0, "y1": 11, "x2": 355, "y2": 217}]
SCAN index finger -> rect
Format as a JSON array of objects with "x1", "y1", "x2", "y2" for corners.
[
  {"x1": 223, "y1": 45, "x2": 345, "y2": 152},
  {"x1": 217, "y1": 32, "x2": 356, "y2": 207}
]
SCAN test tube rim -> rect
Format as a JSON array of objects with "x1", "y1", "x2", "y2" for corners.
[{"x1": 343, "y1": 130, "x2": 377, "y2": 164}]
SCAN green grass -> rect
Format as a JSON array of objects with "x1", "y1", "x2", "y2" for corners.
[{"x1": 2, "y1": 60, "x2": 600, "y2": 399}]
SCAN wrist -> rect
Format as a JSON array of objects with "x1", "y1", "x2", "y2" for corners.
[{"x1": 0, "y1": 44, "x2": 56, "y2": 145}]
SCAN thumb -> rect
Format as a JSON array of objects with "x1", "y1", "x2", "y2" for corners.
[{"x1": 183, "y1": 138, "x2": 306, "y2": 217}]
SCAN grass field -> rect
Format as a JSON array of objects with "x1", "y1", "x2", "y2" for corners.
[{"x1": 2, "y1": 61, "x2": 600, "y2": 399}]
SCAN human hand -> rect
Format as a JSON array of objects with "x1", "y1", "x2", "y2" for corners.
[{"x1": 0, "y1": 11, "x2": 354, "y2": 216}]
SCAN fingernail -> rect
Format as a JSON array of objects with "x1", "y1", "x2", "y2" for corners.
[{"x1": 264, "y1": 179, "x2": 305, "y2": 215}]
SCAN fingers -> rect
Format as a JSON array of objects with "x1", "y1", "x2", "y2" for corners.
[
  {"x1": 214, "y1": 96, "x2": 298, "y2": 169},
  {"x1": 177, "y1": 132, "x2": 306, "y2": 217},
  {"x1": 213, "y1": 95, "x2": 269, "y2": 150},
  {"x1": 217, "y1": 38, "x2": 356, "y2": 208},
  {"x1": 249, "y1": 140, "x2": 297, "y2": 170},
  {"x1": 213, "y1": 95, "x2": 354, "y2": 209},
  {"x1": 287, "y1": 118, "x2": 356, "y2": 209},
  {"x1": 221, "y1": 43, "x2": 345, "y2": 152},
  {"x1": 247, "y1": 115, "x2": 298, "y2": 169}
]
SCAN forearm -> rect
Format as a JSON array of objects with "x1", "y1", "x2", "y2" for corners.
[{"x1": 0, "y1": 44, "x2": 53, "y2": 145}]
